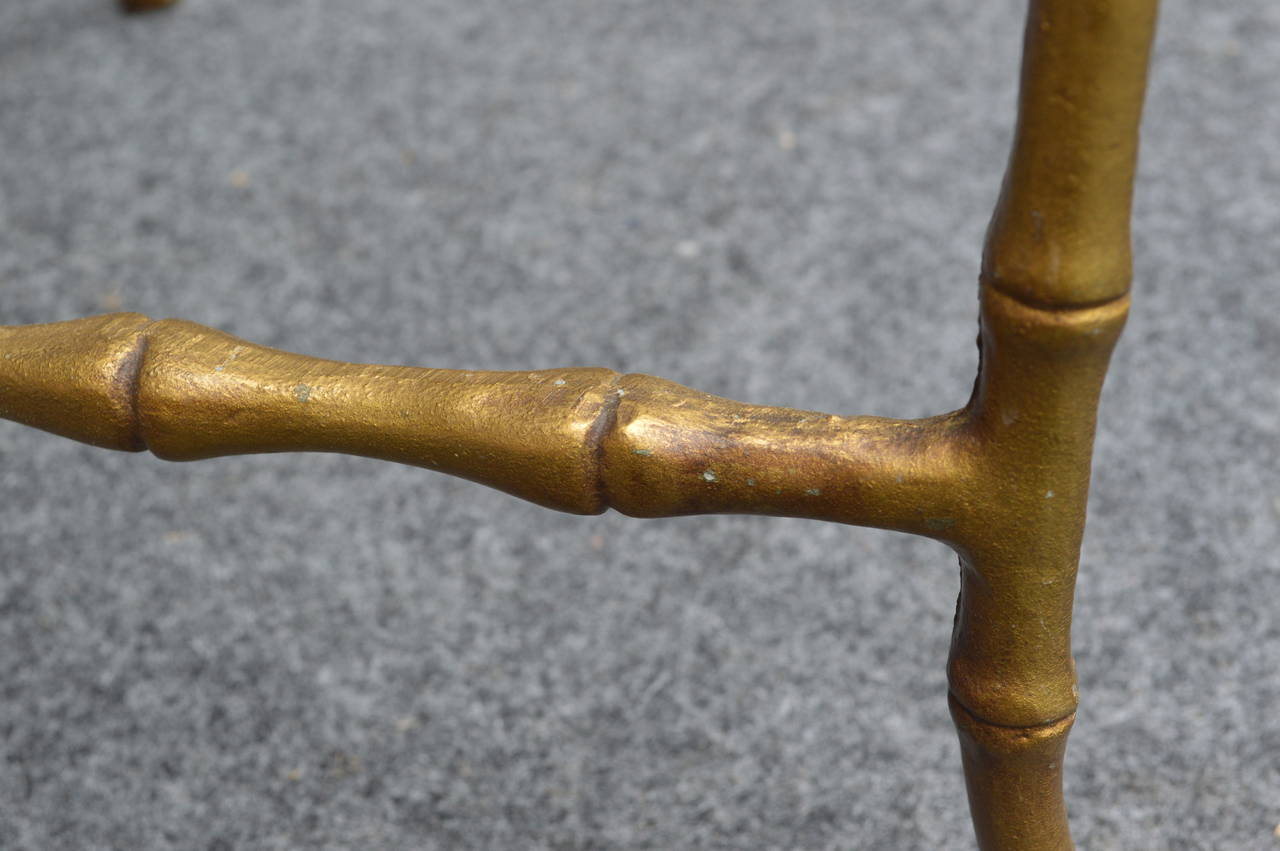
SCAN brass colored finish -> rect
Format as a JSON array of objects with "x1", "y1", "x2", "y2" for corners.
[
  {"x1": 950, "y1": 695, "x2": 1075, "y2": 851},
  {"x1": 0, "y1": 314, "x2": 975, "y2": 529},
  {"x1": 946, "y1": 2, "x2": 1157, "y2": 844},
  {"x1": 0, "y1": 0, "x2": 1160, "y2": 848},
  {"x1": 986, "y1": 0, "x2": 1158, "y2": 309}
]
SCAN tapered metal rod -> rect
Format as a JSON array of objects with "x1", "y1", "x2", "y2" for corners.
[
  {"x1": 0, "y1": 314, "x2": 975, "y2": 537},
  {"x1": 2, "y1": 1, "x2": 1159, "y2": 847}
]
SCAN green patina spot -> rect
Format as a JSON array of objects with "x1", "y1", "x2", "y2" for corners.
[{"x1": 294, "y1": 383, "x2": 312, "y2": 403}]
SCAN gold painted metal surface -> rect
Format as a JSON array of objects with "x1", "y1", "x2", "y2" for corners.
[
  {"x1": 950, "y1": 2, "x2": 1158, "y2": 846},
  {"x1": 986, "y1": 0, "x2": 1159, "y2": 309},
  {"x1": 0, "y1": 314, "x2": 976, "y2": 530},
  {"x1": 0, "y1": 0, "x2": 1159, "y2": 848}
]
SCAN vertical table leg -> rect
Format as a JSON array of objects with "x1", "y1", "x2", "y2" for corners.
[{"x1": 949, "y1": 2, "x2": 1158, "y2": 847}]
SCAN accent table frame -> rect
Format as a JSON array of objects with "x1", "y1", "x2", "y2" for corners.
[{"x1": 2, "y1": 2, "x2": 1160, "y2": 848}]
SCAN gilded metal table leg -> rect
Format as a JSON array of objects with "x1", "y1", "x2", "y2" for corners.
[
  {"x1": 947, "y1": 1, "x2": 1158, "y2": 847},
  {"x1": 947, "y1": 285, "x2": 1131, "y2": 850}
]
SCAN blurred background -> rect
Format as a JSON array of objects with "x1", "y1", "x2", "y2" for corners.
[{"x1": 1, "y1": 1, "x2": 1276, "y2": 848}]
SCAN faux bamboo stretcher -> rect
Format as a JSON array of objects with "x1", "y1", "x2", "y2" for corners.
[{"x1": 2, "y1": 1, "x2": 1160, "y2": 848}]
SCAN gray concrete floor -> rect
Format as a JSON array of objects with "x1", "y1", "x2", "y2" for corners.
[{"x1": 1, "y1": 1, "x2": 1277, "y2": 848}]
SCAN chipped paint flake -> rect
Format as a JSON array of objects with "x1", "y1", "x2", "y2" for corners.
[{"x1": 702, "y1": 470, "x2": 718, "y2": 482}]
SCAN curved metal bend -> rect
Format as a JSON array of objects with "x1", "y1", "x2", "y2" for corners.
[{"x1": 4, "y1": 0, "x2": 1159, "y2": 849}]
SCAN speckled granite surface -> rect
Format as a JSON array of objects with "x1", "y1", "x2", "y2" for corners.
[{"x1": 1, "y1": 1, "x2": 1277, "y2": 848}]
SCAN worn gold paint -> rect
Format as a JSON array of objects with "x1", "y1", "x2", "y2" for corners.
[{"x1": 3, "y1": 0, "x2": 1158, "y2": 848}]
